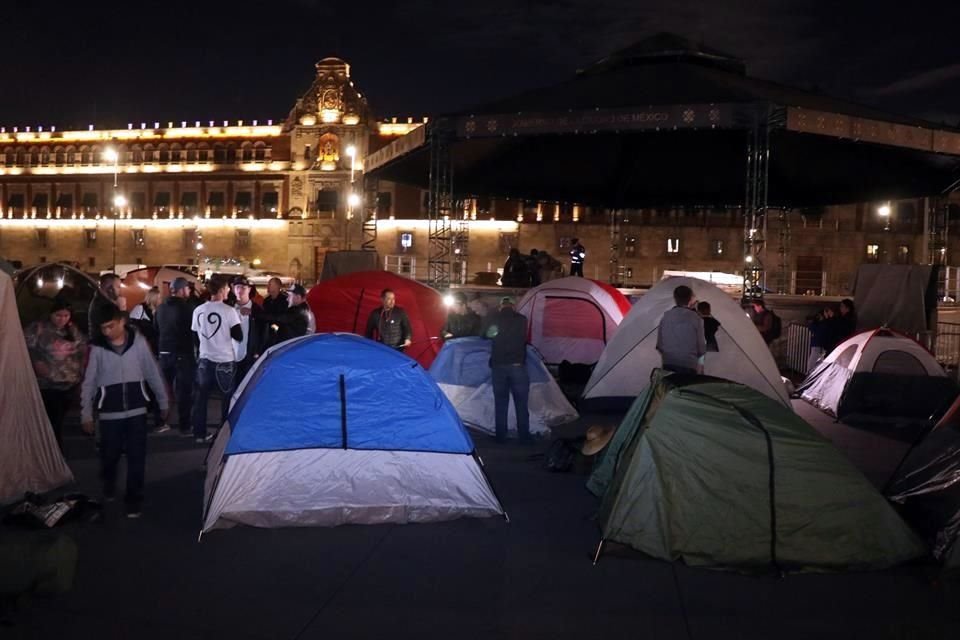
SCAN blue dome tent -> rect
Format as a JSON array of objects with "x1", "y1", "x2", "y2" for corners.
[
  {"x1": 429, "y1": 337, "x2": 578, "y2": 437},
  {"x1": 202, "y1": 334, "x2": 505, "y2": 533}
]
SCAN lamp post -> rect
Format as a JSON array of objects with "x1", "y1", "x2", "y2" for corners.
[
  {"x1": 878, "y1": 202, "x2": 892, "y2": 264},
  {"x1": 345, "y1": 144, "x2": 358, "y2": 249},
  {"x1": 112, "y1": 194, "x2": 127, "y2": 270},
  {"x1": 104, "y1": 147, "x2": 120, "y2": 270},
  {"x1": 346, "y1": 192, "x2": 361, "y2": 249}
]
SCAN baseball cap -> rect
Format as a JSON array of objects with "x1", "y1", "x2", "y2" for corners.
[
  {"x1": 170, "y1": 277, "x2": 190, "y2": 292},
  {"x1": 231, "y1": 275, "x2": 252, "y2": 287},
  {"x1": 500, "y1": 296, "x2": 515, "y2": 306},
  {"x1": 288, "y1": 283, "x2": 307, "y2": 296}
]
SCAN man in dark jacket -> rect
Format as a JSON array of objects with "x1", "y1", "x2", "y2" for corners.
[
  {"x1": 155, "y1": 277, "x2": 196, "y2": 436},
  {"x1": 273, "y1": 284, "x2": 312, "y2": 344},
  {"x1": 365, "y1": 288, "x2": 412, "y2": 351},
  {"x1": 261, "y1": 277, "x2": 290, "y2": 350},
  {"x1": 231, "y1": 275, "x2": 264, "y2": 384},
  {"x1": 442, "y1": 292, "x2": 481, "y2": 339},
  {"x1": 484, "y1": 296, "x2": 531, "y2": 444}
]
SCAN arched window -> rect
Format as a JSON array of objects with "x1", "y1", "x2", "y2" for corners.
[
  {"x1": 2, "y1": 147, "x2": 13, "y2": 165},
  {"x1": 225, "y1": 143, "x2": 237, "y2": 164},
  {"x1": 79, "y1": 146, "x2": 91, "y2": 164},
  {"x1": 198, "y1": 142, "x2": 210, "y2": 162},
  {"x1": 213, "y1": 143, "x2": 226, "y2": 163},
  {"x1": 241, "y1": 142, "x2": 253, "y2": 162},
  {"x1": 132, "y1": 145, "x2": 143, "y2": 163},
  {"x1": 158, "y1": 144, "x2": 170, "y2": 163},
  {"x1": 54, "y1": 146, "x2": 65, "y2": 166},
  {"x1": 38, "y1": 146, "x2": 50, "y2": 165},
  {"x1": 170, "y1": 143, "x2": 182, "y2": 163},
  {"x1": 65, "y1": 146, "x2": 76, "y2": 164},
  {"x1": 143, "y1": 144, "x2": 155, "y2": 163},
  {"x1": 91, "y1": 145, "x2": 103, "y2": 164},
  {"x1": 254, "y1": 141, "x2": 266, "y2": 162},
  {"x1": 15, "y1": 146, "x2": 26, "y2": 165},
  {"x1": 186, "y1": 143, "x2": 198, "y2": 162}
]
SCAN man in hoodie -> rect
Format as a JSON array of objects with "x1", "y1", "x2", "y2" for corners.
[
  {"x1": 81, "y1": 304, "x2": 169, "y2": 518},
  {"x1": 88, "y1": 273, "x2": 126, "y2": 342}
]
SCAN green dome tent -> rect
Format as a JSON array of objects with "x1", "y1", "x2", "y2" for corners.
[{"x1": 589, "y1": 371, "x2": 925, "y2": 571}]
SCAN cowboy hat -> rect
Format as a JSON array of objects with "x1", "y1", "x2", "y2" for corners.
[{"x1": 581, "y1": 425, "x2": 614, "y2": 456}]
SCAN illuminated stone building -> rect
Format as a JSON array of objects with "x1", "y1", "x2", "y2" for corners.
[{"x1": 1, "y1": 53, "x2": 958, "y2": 295}]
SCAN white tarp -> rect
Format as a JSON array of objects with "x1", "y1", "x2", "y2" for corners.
[
  {"x1": 0, "y1": 270, "x2": 74, "y2": 504},
  {"x1": 583, "y1": 277, "x2": 790, "y2": 407}
]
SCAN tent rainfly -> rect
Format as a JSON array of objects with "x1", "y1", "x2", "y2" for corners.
[
  {"x1": 515, "y1": 277, "x2": 632, "y2": 365},
  {"x1": 589, "y1": 371, "x2": 925, "y2": 571}
]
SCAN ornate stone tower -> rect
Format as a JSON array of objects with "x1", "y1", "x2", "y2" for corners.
[{"x1": 284, "y1": 58, "x2": 371, "y2": 222}]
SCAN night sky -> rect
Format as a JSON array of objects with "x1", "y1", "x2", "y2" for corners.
[{"x1": 3, "y1": 0, "x2": 960, "y2": 130}]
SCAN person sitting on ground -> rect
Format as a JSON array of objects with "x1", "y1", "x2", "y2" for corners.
[
  {"x1": 697, "y1": 301, "x2": 720, "y2": 353},
  {"x1": 656, "y1": 285, "x2": 705, "y2": 375},
  {"x1": 442, "y1": 292, "x2": 482, "y2": 339},
  {"x1": 80, "y1": 303, "x2": 168, "y2": 519},
  {"x1": 365, "y1": 288, "x2": 413, "y2": 352},
  {"x1": 25, "y1": 300, "x2": 88, "y2": 451}
]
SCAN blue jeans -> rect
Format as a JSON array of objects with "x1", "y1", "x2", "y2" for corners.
[
  {"x1": 191, "y1": 359, "x2": 236, "y2": 438},
  {"x1": 160, "y1": 353, "x2": 195, "y2": 432},
  {"x1": 491, "y1": 364, "x2": 530, "y2": 442},
  {"x1": 100, "y1": 414, "x2": 148, "y2": 508}
]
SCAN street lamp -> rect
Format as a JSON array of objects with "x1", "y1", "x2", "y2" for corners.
[
  {"x1": 878, "y1": 202, "x2": 891, "y2": 232},
  {"x1": 345, "y1": 144, "x2": 357, "y2": 183},
  {"x1": 111, "y1": 193, "x2": 127, "y2": 270}
]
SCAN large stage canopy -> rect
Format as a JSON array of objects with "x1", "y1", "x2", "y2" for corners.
[{"x1": 366, "y1": 34, "x2": 960, "y2": 293}]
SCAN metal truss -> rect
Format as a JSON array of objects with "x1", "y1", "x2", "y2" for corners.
[
  {"x1": 361, "y1": 174, "x2": 378, "y2": 251},
  {"x1": 608, "y1": 208, "x2": 621, "y2": 285},
  {"x1": 742, "y1": 106, "x2": 773, "y2": 303},
  {"x1": 427, "y1": 122, "x2": 454, "y2": 288}
]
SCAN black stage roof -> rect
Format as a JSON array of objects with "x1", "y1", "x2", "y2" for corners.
[{"x1": 368, "y1": 34, "x2": 960, "y2": 208}]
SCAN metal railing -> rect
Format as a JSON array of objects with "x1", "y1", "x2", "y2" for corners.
[
  {"x1": 783, "y1": 320, "x2": 960, "y2": 374},
  {"x1": 783, "y1": 322, "x2": 812, "y2": 374}
]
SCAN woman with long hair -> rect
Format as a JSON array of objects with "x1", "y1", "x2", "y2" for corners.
[{"x1": 25, "y1": 299, "x2": 88, "y2": 450}]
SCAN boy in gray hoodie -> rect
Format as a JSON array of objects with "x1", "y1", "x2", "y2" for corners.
[{"x1": 81, "y1": 304, "x2": 169, "y2": 518}]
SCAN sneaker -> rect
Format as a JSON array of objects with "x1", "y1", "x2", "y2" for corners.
[
  {"x1": 125, "y1": 509, "x2": 142, "y2": 519},
  {"x1": 194, "y1": 434, "x2": 214, "y2": 444},
  {"x1": 153, "y1": 424, "x2": 172, "y2": 434}
]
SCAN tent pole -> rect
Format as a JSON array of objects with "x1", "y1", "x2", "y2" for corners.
[{"x1": 592, "y1": 539, "x2": 605, "y2": 565}]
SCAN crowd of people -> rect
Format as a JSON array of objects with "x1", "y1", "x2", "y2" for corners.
[
  {"x1": 807, "y1": 298, "x2": 857, "y2": 372},
  {"x1": 23, "y1": 272, "x2": 319, "y2": 518},
  {"x1": 500, "y1": 239, "x2": 587, "y2": 287}
]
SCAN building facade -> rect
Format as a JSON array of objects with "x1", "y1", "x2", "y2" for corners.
[{"x1": 0, "y1": 57, "x2": 955, "y2": 295}]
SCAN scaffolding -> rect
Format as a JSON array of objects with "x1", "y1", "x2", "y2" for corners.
[
  {"x1": 361, "y1": 174, "x2": 379, "y2": 251},
  {"x1": 742, "y1": 106, "x2": 773, "y2": 302},
  {"x1": 452, "y1": 200, "x2": 470, "y2": 285},
  {"x1": 427, "y1": 123, "x2": 454, "y2": 288},
  {"x1": 608, "y1": 208, "x2": 621, "y2": 285},
  {"x1": 777, "y1": 207, "x2": 791, "y2": 294}
]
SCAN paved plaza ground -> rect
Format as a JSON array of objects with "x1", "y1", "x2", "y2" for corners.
[{"x1": 4, "y1": 400, "x2": 960, "y2": 640}]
